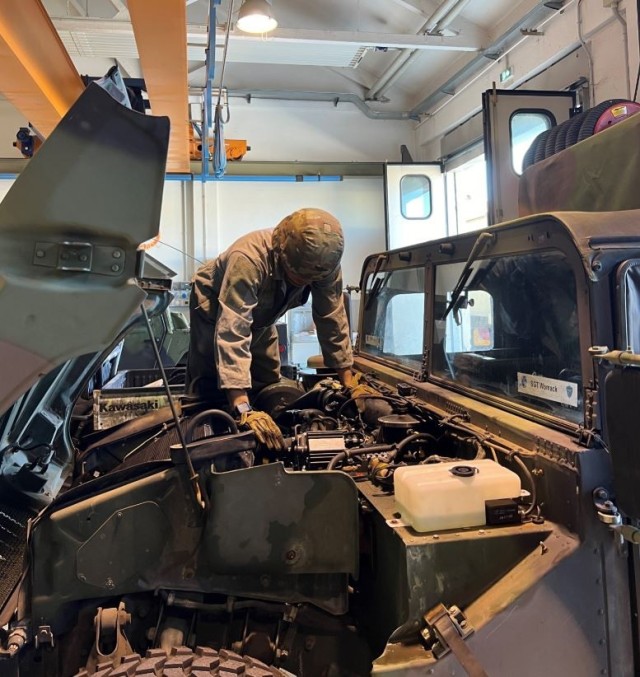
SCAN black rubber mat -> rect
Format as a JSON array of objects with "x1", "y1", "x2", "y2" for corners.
[{"x1": 0, "y1": 503, "x2": 32, "y2": 609}]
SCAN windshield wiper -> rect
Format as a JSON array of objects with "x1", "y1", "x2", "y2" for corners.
[
  {"x1": 442, "y1": 231, "x2": 496, "y2": 320},
  {"x1": 364, "y1": 254, "x2": 389, "y2": 310}
]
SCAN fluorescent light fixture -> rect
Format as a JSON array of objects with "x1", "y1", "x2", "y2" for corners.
[{"x1": 237, "y1": 0, "x2": 278, "y2": 34}]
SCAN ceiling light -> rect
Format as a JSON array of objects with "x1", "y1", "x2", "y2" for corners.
[{"x1": 237, "y1": 0, "x2": 278, "y2": 34}]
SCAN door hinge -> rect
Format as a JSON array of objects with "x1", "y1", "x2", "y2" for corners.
[
  {"x1": 422, "y1": 604, "x2": 488, "y2": 677},
  {"x1": 33, "y1": 241, "x2": 125, "y2": 276},
  {"x1": 583, "y1": 386, "x2": 598, "y2": 433},
  {"x1": 591, "y1": 487, "x2": 639, "y2": 553},
  {"x1": 422, "y1": 604, "x2": 473, "y2": 659}
]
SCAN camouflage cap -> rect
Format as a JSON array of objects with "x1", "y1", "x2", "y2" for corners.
[{"x1": 273, "y1": 208, "x2": 344, "y2": 282}]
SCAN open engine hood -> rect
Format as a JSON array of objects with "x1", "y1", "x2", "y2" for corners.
[{"x1": 0, "y1": 83, "x2": 169, "y2": 417}]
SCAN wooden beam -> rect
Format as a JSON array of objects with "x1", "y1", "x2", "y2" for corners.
[
  {"x1": 0, "y1": 0, "x2": 84, "y2": 137},
  {"x1": 128, "y1": 0, "x2": 190, "y2": 174}
]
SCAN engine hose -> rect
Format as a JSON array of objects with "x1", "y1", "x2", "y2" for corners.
[
  {"x1": 161, "y1": 591, "x2": 285, "y2": 614},
  {"x1": 185, "y1": 408, "x2": 238, "y2": 442},
  {"x1": 327, "y1": 443, "x2": 396, "y2": 470},
  {"x1": 511, "y1": 453, "x2": 537, "y2": 516},
  {"x1": 388, "y1": 432, "x2": 438, "y2": 462},
  {"x1": 297, "y1": 409, "x2": 338, "y2": 428},
  {"x1": 336, "y1": 394, "x2": 403, "y2": 419}
]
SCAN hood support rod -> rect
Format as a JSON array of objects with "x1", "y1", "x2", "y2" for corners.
[{"x1": 140, "y1": 303, "x2": 207, "y2": 511}]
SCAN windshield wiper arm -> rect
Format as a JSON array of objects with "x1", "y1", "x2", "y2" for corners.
[
  {"x1": 442, "y1": 231, "x2": 496, "y2": 320},
  {"x1": 364, "y1": 254, "x2": 389, "y2": 310}
]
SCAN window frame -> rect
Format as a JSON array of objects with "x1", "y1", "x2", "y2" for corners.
[
  {"x1": 399, "y1": 174, "x2": 433, "y2": 220},
  {"x1": 508, "y1": 108, "x2": 557, "y2": 176}
]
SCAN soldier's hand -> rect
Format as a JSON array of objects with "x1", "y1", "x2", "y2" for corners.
[
  {"x1": 348, "y1": 379, "x2": 383, "y2": 413},
  {"x1": 239, "y1": 410, "x2": 285, "y2": 452}
]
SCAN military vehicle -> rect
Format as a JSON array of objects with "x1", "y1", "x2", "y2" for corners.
[{"x1": 1, "y1": 80, "x2": 640, "y2": 677}]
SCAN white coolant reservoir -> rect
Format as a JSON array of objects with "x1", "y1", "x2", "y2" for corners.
[{"x1": 394, "y1": 459, "x2": 521, "y2": 533}]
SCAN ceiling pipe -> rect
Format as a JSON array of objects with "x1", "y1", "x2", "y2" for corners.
[
  {"x1": 225, "y1": 1, "x2": 566, "y2": 123},
  {"x1": 424, "y1": 0, "x2": 469, "y2": 32},
  {"x1": 409, "y1": 1, "x2": 565, "y2": 118},
  {"x1": 227, "y1": 89, "x2": 418, "y2": 120},
  {"x1": 432, "y1": 0, "x2": 473, "y2": 32},
  {"x1": 366, "y1": 0, "x2": 471, "y2": 101},
  {"x1": 366, "y1": 51, "x2": 416, "y2": 100}
]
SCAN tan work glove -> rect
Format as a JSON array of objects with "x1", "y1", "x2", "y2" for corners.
[
  {"x1": 240, "y1": 410, "x2": 286, "y2": 452},
  {"x1": 349, "y1": 381, "x2": 383, "y2": 413}
]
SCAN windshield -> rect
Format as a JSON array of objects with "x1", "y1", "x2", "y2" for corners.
[
  {"x1": 432, "y1": 250, "x2": 583, "y2": 424},
  {"x1": 360, "y1": 266, "x2": 425, "y2": 371}
]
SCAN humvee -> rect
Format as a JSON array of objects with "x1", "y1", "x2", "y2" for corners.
[{"x1": 0, "y1": 82, "x2": 639, "y2": 677}]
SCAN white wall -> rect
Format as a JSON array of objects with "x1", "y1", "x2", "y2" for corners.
[
  {"x1": 0, "y1": 180, "x2": 13, "y2": 201},
  {"x1": 415, "y1": 0, "x2": 638, "y2": 159},
  {"x1": 215, "y1": 98, "x2": 416, "y2": 163},
  {"x1": 147, "y1": 177, "x2": 386, "y2": 288}
]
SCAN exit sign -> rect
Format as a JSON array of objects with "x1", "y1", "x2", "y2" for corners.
[{"x1": 500, "y1": 67, "x2": 513, "y2": 83}]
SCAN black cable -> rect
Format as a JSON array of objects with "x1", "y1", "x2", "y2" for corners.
[
  {"x1": 184, "y1": 408, "x2": 238, "y2": 443},
  {"x1": 511, "y1": 453, "x2": 536, "y2": 516},
  {"x1": 388, "y1": 432, "x2": 438, "y2": 462},
  {"x1": 634, "y1": 51, "x2": 640, "y2": 101},
  {"x1": 216, "y1": 0, "x2": 235, "y2": 109}
]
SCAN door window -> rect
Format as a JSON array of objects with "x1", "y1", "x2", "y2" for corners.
[
  {"x1": 400, "y1": 175, "x2": 432, "y2": 219},
  {"x1": 510, "y1": 111, "x2": 553, "y2": 175},
  {"x1": 361, "y1": 266, "x2": 425, "y2": 370}
]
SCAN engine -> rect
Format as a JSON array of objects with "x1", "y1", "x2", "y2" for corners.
[{"x1": 12, "y1": 374, "x2": 537, "y2": 677}]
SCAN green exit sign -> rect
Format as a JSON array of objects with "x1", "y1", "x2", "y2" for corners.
[{"x1": 500, "y1": 67, "x2": 513, "y2": 83}]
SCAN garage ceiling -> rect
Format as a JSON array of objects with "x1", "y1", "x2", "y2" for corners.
[{"x1": 0, "y1": 0, "x2": 566, "y2": 170}]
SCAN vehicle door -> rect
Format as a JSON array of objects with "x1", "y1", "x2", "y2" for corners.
[
  {"x1": 482, "y1": 89, "x2": 575, "y2": 224},
  {"x1": 384, "y1": 163, "x2": 446, "y2": 250}
]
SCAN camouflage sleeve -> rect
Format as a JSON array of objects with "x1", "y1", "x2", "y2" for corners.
[
  {"x1": 214, "y1": 252, "x2": 262, "y2": 390},
  {"x1": 311, "y1": 267, "x2": 354, "y2": 370}
]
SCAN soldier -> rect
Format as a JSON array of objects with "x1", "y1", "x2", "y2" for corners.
[{"x1": 186, "y1": 208, "x2": 355, "y2": 451}]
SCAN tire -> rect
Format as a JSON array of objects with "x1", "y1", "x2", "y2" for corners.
[
  {"x1": 553, "y1": 117, "x2": 576, "y2": 154},
  {"x1": 521, "y1": 133, "x2": 542, "y2": 171},
  {"x1": 534, "y1": 129, "x2": 551, "y2": 164},
  {"x1": 75, "y1": 646, "x2": 293, "y2": 676},
  {"x1": 577, "y1": 99, "x2": 628, "y2": 143},
  {"x1": 543, "y1": 125, "x2": 562, "y2": 160},
  {"x1": 564, "y1": 111, "x2": 587, "y2": 147}
]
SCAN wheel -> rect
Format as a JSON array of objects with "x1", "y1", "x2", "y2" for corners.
[
  {"x1": 75, "y1": 646, "x2": 293, "y2": 676},
  {"x1": 553, "y1": 117, "x2": 575, "y2": 154},
  {"x1": 522, "y1": 132, "x2": 543, "y2": 171},
  {"x1": 534, "y1": 129, "x2": 551, "y2": 164},
  {"x1": 543, "y1": 125, "x2": 562, "y2": 160},
  {"x1": 564, "y1": 111, "x2": 587, "y2": 147},
  {"x1": 577, "y1": 99, "x2": 629, "y2": 143}
]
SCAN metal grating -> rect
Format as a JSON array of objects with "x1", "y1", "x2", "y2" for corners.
[
  {"x1": 0, "y1": 503, "x2": 31, "y2": 610},
  {"x1": 215, "y1": 40, "x2": 369, "y2": 68},
  {"x1": 58, "y1": 29, "x2": 139, "y2": 59}
]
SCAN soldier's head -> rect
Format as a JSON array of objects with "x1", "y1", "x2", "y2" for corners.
[{"x1": 272, "y1": 208, "x2": 344, "y2": 286}]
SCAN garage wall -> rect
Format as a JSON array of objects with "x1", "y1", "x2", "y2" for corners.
[
  {"x1": 150, "y1": 177, "x2": 386, "y2": 288},
  {"x1": 0, "y1": 95, "x2": 416, "y2": 161},
  {"x1": 415, "y1": 0, "x2": 638, "y2": 159},
  {"x1": 220, "y1": 98, "x2": 416, "y2": 162}
]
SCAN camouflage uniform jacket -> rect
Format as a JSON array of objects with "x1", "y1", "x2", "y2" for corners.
[{"x1": 190, "y1": 229, "x2": 353, "y2": 391}]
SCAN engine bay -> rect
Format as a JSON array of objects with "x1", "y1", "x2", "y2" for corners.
[{"x1": 13, "y1": 370, "x2": 556, "y2": 677}]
